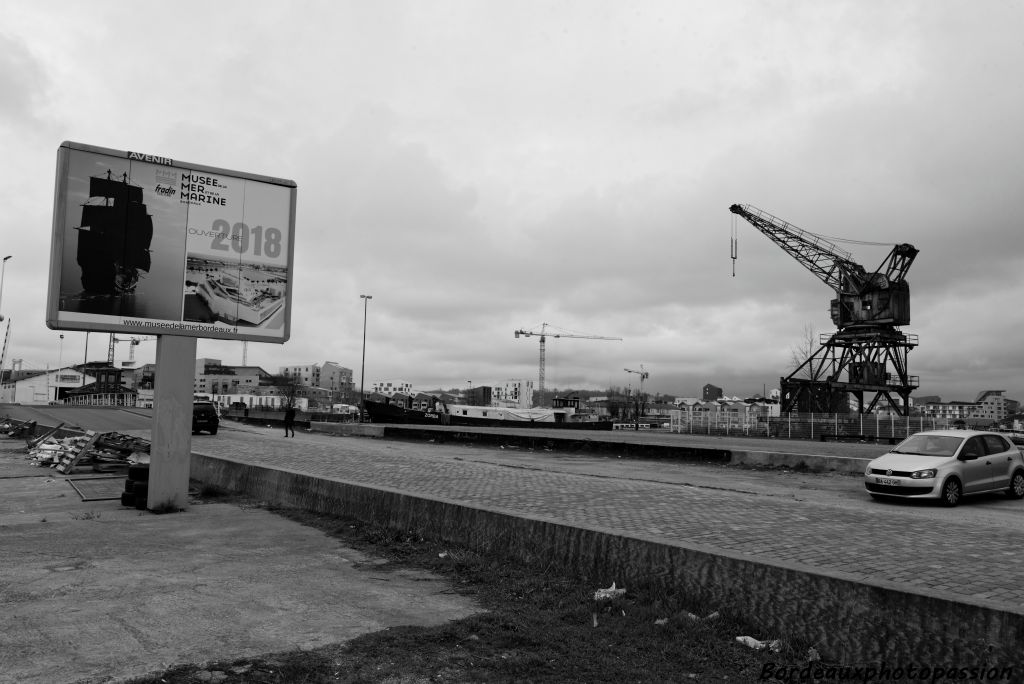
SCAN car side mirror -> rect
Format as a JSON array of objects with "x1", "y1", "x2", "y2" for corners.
[{"x1": 958, "y1": 454, "x2": 977, "y2": 462}]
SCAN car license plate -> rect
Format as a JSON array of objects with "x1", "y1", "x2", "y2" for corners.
[{"x1": 875, "y1": 477, "x2": 900, "y2": 486}]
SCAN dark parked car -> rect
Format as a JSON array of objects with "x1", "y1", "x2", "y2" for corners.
[{"x1": 192, "y1": 401, "x2": 220, "y2": 435}]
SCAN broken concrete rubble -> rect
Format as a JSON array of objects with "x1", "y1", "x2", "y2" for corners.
[{"x1": 1, "y1": 418, "x2": 151, "y2": 475}]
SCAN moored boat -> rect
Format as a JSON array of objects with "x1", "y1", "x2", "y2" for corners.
[{"x1": 364, "y1": 399, "x2": 613, "y2": 430}]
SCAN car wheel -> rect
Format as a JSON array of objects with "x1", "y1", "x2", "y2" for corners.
[
  {"x1": 209, "y1": 427, "x2": 218, "y2": 435},
  {"x1": 1007, "y1": 471, "x2": 1024, "y2": 499},
  {"x1": 941, "y1": 478, "x2": 962, "y2": 507},
  {"x1": 869, "y1": 493, "x2": 886, "y2": 502}
]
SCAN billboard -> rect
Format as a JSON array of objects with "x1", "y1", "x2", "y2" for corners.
[{"x1": 46, "y1": 141, "x2": 296, "y2": 343}]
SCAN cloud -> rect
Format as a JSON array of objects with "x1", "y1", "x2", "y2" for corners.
[
  {"x1": 0, "y1": 32, "x2": 49, "y2": 126},
  {"x1": 2, "y1": 1, "x2": 1023, "y2": 407}
]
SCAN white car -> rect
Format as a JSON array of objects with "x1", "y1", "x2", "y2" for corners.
[{"x1": 864, "y1": 430, "x2": 1024, "y2": 506}]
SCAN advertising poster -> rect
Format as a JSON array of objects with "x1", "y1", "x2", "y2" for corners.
[{"x1": 47, "y1": 141, "x2": 296, "y2": 343}]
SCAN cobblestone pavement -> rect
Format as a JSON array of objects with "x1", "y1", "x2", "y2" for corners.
[{"x1": 197, "y1": 423, "x2": 1024, "y2": 610}]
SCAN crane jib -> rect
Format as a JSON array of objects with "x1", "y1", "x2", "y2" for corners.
[
  {"x1": 729, "y1": 203, "x2": 917, "y2": 327},
  {"x1": 728, "y1": 202, "x2": 920, "y2": 417}
]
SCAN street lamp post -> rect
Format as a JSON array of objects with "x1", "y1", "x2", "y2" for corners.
[
  {"x1": 624, "y1": 365, "x2": 649, "y2": 431},
  {"x1": 57, "y1": 334, "x2": 64, "y2": 403},
  {"x1": 0, "y1": 255, "x2": 11, "y2": 323},
  {"x1": 82, "y1": 332, "x2": 90, "y2": 387},
  {"x1": 359, "y1": 294, "x2": 372, "y2": 422},
  {"x1": 0, "y1": 256, "x2": 10, "y2": 386}
]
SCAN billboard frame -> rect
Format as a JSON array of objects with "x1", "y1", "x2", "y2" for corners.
[{"x1": 46, "y1": 140, "x2": 297, "y2": 344}]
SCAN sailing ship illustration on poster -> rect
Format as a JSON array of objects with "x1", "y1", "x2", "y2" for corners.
[{"x1": 75, "y1": 170, "x2": 153, "y2": 295}]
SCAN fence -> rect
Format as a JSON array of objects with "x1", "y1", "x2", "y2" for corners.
[
  {"x1": 61, "y1": 393, "x2": 139, "y2": 407},
  {"x1": 668, "y1": 411, "x2": 952, "y2": 442}
]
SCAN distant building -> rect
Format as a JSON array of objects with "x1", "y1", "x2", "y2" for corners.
[
  {"x1": 464, "y1": 385, "x2": 493, "y2": 406},
  {"x1": 702, "y1": 384, "x2": 723, "y2": 401},
  {"x1": 211, "y1": 393, "x2": 307, "y2": 412},
  {"x1": 493, "y1": 379, "x2": 533, "y2": 409},
  {"x1": 279, "y1": 363, "x2": 320, "y2": 386},
  {"x1": 64, "y1": 367, "x2": 136, "y2": 406},
  {"x1": 321, "y1": 361, "x2": 355, "y2": 403},
  {"x1": 279, "y1": 361, "x2": 354, "y2": 404},
  {"x1": 372, "y1": 380, "x2": 413, "y2": 397},
  {"x1": 194, "y1": 359, "x2": 269, "y2": 397},
  {"x1": 0, "y1": 367, "x2": 95, "y2": 404},
  {"x1": 972, "y1": 390, "x2": 1019, "y2": 423},
  {"x1": 915, "y1": 391, "x2": 1019, "y2": 426},
  {"x1": 918, "y1": 400, "x2": 978, "y2": 421},
  {"x1": 670, "y1": 396, "x2": 780, "y2": 427}
]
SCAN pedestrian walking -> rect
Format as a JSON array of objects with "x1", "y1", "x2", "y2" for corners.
[{"x1": 284, "y1": 405, "x2": 296, "y2": 437}]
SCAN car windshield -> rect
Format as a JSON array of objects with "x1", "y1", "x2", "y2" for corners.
[{"x1": 890, "y1": 434, "x2": 963, "y2": 457}]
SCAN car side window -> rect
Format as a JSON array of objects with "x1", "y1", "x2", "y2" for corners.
[
  {"x1": 982, "y1": 435, "x2": 1011, "y2": 454},
  {"x1": 961, "y1": 438, "x2": 984, "y2": 458}
]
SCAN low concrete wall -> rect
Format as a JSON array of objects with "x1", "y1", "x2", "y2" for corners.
[
  {"x1": 729, "y1": 449, "x2": 870, "y2": 475},
  {"x1": 190, "y1": 451, "x2": 1024, "y2": 667},
  {"x1": 360, "y1": 425, "x2": 732, "y2": 463},
  {"x1": 310, "y1": 423, "x2": 869, "y2": 474},
  {"x1": 308, "y1": 423, "x2": 385, "y2": 438}
]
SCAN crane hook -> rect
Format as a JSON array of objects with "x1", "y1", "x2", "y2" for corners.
[{"x1": 730, "y1": 216, "x2": 738, "y2": 277}]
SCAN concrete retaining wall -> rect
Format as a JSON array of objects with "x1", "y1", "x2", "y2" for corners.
[
  {"x1": 307, "y1": 422, "x2": 385, "y2": 438},
  {"x1": 728, "y1": 449, "x2": 870, "y2": 475},
  {"x1": 190, "y1": 451, "x2": 1024, "y2": 667},
  {"x1": 308, "y1": 422, "x2": 870, "y2": 474}
]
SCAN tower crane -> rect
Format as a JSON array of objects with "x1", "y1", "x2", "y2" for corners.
[
  {"x1": 624, "y1": 364, "x2": 649, "y2": 428},
  {"x1": 107, "y1": 335, "x2": 151, "y2": 365},
  {"x1": 514, "y1": 323, "x2": 622, "y2": 406},
  {"x1": 729, "y1": 204, "x2": 919, "y2": 415}
]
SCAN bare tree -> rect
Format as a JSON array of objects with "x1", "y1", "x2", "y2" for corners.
[{"x1": 789, "y1": 324, "x2": 820, "y2": 380}]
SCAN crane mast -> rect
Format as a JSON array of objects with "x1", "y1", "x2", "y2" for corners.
[
  {"x1": 107, "y1": 335, "x2": 146, "y2": 365},
  {"x1": 514, "y1": 323, "x2": 622, "y2": 406},
  {"x1": 729, "y1": 204, "x2": 920, "y2": 415}
]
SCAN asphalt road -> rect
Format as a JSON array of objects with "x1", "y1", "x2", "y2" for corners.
[{"x1": 0, "y1": 405, "x2": 153, "y2": 433}]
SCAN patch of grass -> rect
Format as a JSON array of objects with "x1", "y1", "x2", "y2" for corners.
[
  {"x1": 150, "y1": 499, "x2": 185, "y2": 514},
  {"x1": 69, "y1": 511, "x2": 102, "y2": 521},
  {"x1": 127, "y1": 491, "x2": 807, "y2": 683},
  {"x1": 199, "y1": 483, "x2": 230, "y2": 498}
]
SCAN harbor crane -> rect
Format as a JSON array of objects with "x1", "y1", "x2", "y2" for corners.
[
  {"x1": 514, "y1": 323, "x2": 622, "y2": 405},
  {"x1": 107, "y1": 335, "x2": 150, "y2": 365},
  {"x1": 729, "y1": 203, "x2": 919, "y2": 415}
]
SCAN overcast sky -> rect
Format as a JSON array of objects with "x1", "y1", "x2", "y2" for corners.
[{"x1": 2, "y1": 1, "x2": 1022, "y2": 402}]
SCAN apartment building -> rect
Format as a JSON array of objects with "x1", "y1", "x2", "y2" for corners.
[
  {"x1": 280, "y1": 363, "x2": 322, "y2": 386},
  {"x1": 972, "y1": 390, "x2": 1019, "y2": 422},
  {"x1": 320, "y1": 361, "x2": 354, "y2": 401},
  {"x1": 493, "y1": 379, "x2": 534, "y2": 409},
  {"x1": 371, "y1": 380, "x2": 412, "y2": 396},
  {"x1": 918, "y1": 401, "x2": 978, "y2": 421},
  {"x1": 194, "y1": 358, "x2": 269, "y2": 397}
]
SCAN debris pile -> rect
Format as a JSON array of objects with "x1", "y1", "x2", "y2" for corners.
[
  {"x1": 0, "y1": 417, "x2": 37, "y2": 438},
  {"x1": 22, "y1": 429, "x2": 150, "y2": 474},
  {"x1": 735, "y1": 635, "x2": 782, "y2": 652},
  {"x1": 591, "y1": 581, "x2": 627, "y2": 627}
]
